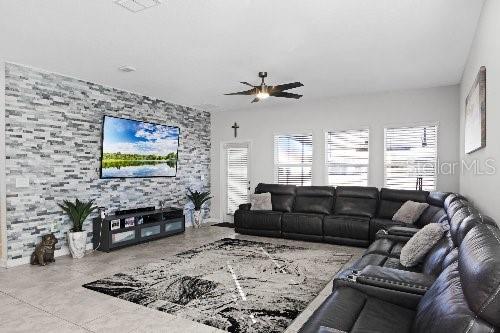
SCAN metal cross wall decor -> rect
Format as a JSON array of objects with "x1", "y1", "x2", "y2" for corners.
[{"x1": 232, "y1": 122, "x2": 239, "y2": 138}]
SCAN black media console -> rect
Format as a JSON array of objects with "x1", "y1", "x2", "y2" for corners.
[{"x1": 92, "y1": 207, "x2": 185, "y2": 252}]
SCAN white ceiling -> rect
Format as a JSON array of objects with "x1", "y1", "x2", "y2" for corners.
[{"x1": 0, "y1": 0, "x2": 485, "y2": 112}]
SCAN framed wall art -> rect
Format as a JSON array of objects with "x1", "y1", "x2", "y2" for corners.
[{"x1": 465, "y1": 66, "x2": 486, "y2": 154}]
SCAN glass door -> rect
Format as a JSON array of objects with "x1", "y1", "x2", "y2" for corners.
[{"x1": 224, "y1": 142, "x2": 250, "y2": 221}]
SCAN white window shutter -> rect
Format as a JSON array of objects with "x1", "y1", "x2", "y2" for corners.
[
  {"x1": 384, "y1": 125, "x2": 438, "y2": 190},
  {"x1": 225, "y1": 143, "x2": 249, "y2": 214},
  {"x1": 274, "y1": 134, "x2": 313, "y2": 186},
  {"x1": 325, "y1": 129, "x2": 369, "y2": 186}
]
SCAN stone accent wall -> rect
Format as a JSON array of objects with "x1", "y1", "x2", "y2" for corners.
[{"x1": 4, "y1": 63, "x2": 211, "y2": 262}]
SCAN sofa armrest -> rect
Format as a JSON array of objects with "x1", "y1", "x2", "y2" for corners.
[
  {"x1": 333, "y1": 274, "x2": 422, "y2": 310},
  {"x1": 387, "y1": 226, "x2": 420, "y2": 237},
  {"x1": 375, "y1": 229, "x2": 412, "y2": 243},
  {"x1": 356, "y1": 265, "x2": 434, "y2": 295},
  {"x1": 238, "y1": 203, "x2": 252, "y2": 211}
]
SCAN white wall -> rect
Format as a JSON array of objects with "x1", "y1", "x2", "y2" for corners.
[
  {"x1": 460, "y1": 0, "x2": 500, "y2": 222},
  {"x1": 211, "y1": 85, "x2": 460, "y2": 220}
]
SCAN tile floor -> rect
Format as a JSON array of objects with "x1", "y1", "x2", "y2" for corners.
[{"x1": 0, "y1": 224, "x2": 364, "y2": 333}]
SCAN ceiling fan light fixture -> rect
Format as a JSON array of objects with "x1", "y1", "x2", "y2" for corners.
[
  {"x1": 225, "y1": 72, "x2": 303, "y2": 103},
  {"x1": 256, "y1": 91, "x2": 270, "y2": 99}
]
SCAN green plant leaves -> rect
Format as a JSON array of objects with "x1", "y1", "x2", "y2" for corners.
[
  {"x1": 58, "y1": 199, "x2": 97, "y2": 232},
  {"x1": 187, "y1": 189, "x2": 212, "y2": 211}
]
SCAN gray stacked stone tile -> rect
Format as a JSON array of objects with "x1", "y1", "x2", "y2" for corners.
[{"x1": 4, "y1": 63, "x2": 211, "y2": 262}]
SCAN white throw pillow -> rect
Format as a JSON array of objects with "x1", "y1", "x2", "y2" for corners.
[
  {"x1": 393, "y1": 200, "x2": 429, "y2": 224},
  {"x1": 250, "y1": 193, "x2": 272, "y2": 211},
  {"x1": 400, "y1": 223, "x2": 445, "y2": 267}
]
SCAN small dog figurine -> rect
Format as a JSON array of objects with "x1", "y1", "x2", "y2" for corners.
[{"x1": 30, "y1": 233, "x2": 58, "y2": 266}]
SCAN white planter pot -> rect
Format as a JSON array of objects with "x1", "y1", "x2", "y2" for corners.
[
  {"x1": 192, "y1": 210, "x2": 203, "y2": 228},
  {"x1": 67, "y1": 231, "x2": 87, "y2": 259}
]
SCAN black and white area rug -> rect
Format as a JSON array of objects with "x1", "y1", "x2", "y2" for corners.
[{"x1": 83, "y1": 238, "x2": 352, "y2": 333}]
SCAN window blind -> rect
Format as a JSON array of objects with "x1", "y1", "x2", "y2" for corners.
[
  {"x1": 274, "y1": 134, "x2": 313, "y2": 186},
  {"x1": 326, "y1": 129, "x2": 369, "y2": 186},
  {"x1": 225, "y1": 143, "x2": 249, "y2": 214},
  {"x1": 384, "y1": 125, "x2": 438, "y2": 191}
]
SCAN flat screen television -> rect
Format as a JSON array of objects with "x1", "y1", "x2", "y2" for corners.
[{"x1": 100, "y1": 116, "x2": 180, "y2": 178}]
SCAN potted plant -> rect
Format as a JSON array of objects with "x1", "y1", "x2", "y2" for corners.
[
  {"x1": 187, "y1": 189, "x2": 212, "y2": 228},
  {"x1": 58, "y1": 198, "x2": 97, "y2": 259}
]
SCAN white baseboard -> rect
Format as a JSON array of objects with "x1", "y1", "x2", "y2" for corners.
[{"x1": 3, "y1": 243, "x2": 94, "y2": 268}]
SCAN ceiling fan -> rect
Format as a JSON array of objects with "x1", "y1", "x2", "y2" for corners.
[{"x1": 225, "y1": 72, "x2": 304, "y2": 103}]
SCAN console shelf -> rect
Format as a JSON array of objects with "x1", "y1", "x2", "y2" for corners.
[{"x1": 92, "y1": 207, "x2": 185, "y2": 252}]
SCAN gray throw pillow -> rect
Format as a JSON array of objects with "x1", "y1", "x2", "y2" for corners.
[
  {"x1": 393, "y1": 200, "x2": 429, "y2": 224},
  {"x1": 250, "y1": 193, "x2": 272, "y2": 210},
  {"x1": 400, "y1": 223, "x2": 445, "y2": 267}
]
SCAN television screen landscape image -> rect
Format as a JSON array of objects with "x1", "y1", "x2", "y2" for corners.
[{"x1": 101, "y1": 116, "x2": 180, "y2": 178}]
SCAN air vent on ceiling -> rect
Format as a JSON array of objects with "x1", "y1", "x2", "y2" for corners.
[
  {"x1": 118, "y1": 65, "x2": 137, "y2": 72},
  {"x1": 115, "y1": 0, "x2": 162, "y2": 13}
]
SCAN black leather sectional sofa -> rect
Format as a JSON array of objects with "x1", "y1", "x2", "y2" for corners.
[
  {"x1": 299, "y1": 195, "x2": 500, "y2": 333},
  {"x1": 235, "y1": 183, "x2": 449, "y2": 246},
  {"x1": 235, "y1": 184, "x2": 500, "y2": 332}
]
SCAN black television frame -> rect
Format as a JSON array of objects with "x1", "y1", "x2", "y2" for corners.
[{"x1": 99, "y1": 115, "x2": 180, "y2": 179}]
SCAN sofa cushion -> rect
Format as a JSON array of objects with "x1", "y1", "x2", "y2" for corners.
[
  {"x1": 255, "y1": 183, "x2": 296, "y2": 212},
  {"x1": 446, "y1": 198, "x2": 470, "y2": 219},
  {"x1": 392, "y1": 200, "x2": 429, "y2": 224},
  {"x1": 334, "y1": 186, "x2": 379, "y2": 217},
  {"x1": 400, "y1": 223, "x2": 446, "y2": 267},
  {"x1": 249, "y1": 193, "x2": 272, "y2": 210},
  {"x1": 367, "y1": 227, "x2": 462, "y2": 278},
  {"x1": 385, "y1": 225, "x2": 420, "y2": 238},
  {"x1": 413, "y1": 261, "x2": 494, "y2": 333},
  {"x1": 299, "y1": 287, "x2": 414, "y2": 333},
  {"x1": 233, "y1": 209, "x2": 282, "y2": 231},
  {"x1": 443, "y1": 193, "x2": 467, "y2": 211},
  {"x1": 282, "y1": 212, "x2": 324, "y2": 236},
  {"x1": 427, "y1": 191, "x2": 449, "y2": 207},
  {"x1": 369, "y1": 218, "x2": 404, "y2": 242},
  {"x1": 411, "y1": 224, "x2": 500, "y2": 333},
  {"x1": 454, "y1": 213, "x2": 493, "y2": 246},
  {"x1": 351, "y1": 253, "x2": 389, "y2": 269},
  {"x1": 407, "y1": 191, "x2": 447, "y2": 228},
  {"x1": 415, "y1": 205, "x2": 447, "y2": 228},
  {"x1": 350, "y1": 253, "x2": 421, "y2": 273},
  {"x1": 459, "y1": 224, "x2": 500, "y2": 327},
  {"x1": 377, "y1": 188, "x2": 429, "y2": 219},
  {"x1": 449, "y1": 206, "x2": 476, "y2": 246},
  {"x1": 421, "y1": 233, "x2": 454, "y2": 276},
  {"x1": 294, "y1": 186, "x2": 335, "y2": 215},
  {"x1": 365, "y1": 238, "x2": 405, "y2": 258},
  {"x1": 324, "y1": 215, "x2": 370, "y2": 241}
]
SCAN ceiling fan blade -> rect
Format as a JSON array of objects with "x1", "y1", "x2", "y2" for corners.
[
  {"x1": 251, "y1": 98, "x2": 260, "y2": 103},
  {"x1": 269, "y1": 82, "x2": 304, "y2": 92},
  {"x1": 224, "y1": 88, "x2": 258, "y2": 96},
  {"x1": 240, "y1": 81, "x2": 257, "y2": 87},
  {"x1": 271, "y1": 91, "x2": 303, "y2": 99}
]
